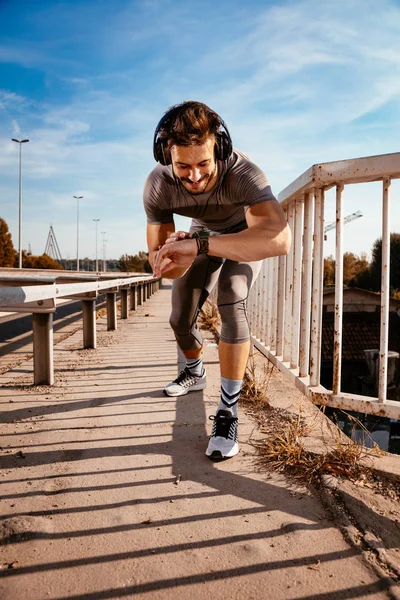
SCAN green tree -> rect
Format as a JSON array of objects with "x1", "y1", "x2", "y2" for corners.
[
  {"x1": 352, "y1": 252, "x2": 373, "y2": 289},
  {"x1": 17, "y1": 251, "x2": 63, "y2": 270},
  {"x1": 324, "y1": 256, "x2": 335, "y2": 286},
  {"x1": 370, "y1": 233, "x2": 400, "y2": 293},
  {"x1": 0, "y1": 217, "x2": 16, "y2": 267},
  {"x1": 324, "y1": 252, "x2": 372, "y2": 288},
  {"x1": 118, "y1": 252, "x2": 151, "y2": 273}
]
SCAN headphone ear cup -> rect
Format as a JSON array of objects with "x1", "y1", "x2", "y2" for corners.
[
  {"x1": 154, "y1": 138, "x2": 170, "y2": 166},
  {"x1": 215, "y1": 131, "x2": 232, "y2": 161}
]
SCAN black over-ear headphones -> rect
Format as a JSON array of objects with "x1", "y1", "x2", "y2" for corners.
[{"x1": 153, "y1": 102, "x2": 233, "y2": 166}]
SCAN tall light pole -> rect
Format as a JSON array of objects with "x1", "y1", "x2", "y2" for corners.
[
  {"x1": 101, "y1": 231, "x2": 107, "y2": 272},
  {"x1": 73, "y1": 195, "x2": 83, "y2": 271},
  {"x1": 11, "y1": 138, "x2": 30, "y2": 268},
  {"x1": 93, "y1": 219, "x2": 100, "y2": 272}
]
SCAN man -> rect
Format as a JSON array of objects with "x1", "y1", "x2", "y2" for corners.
[{"x1": 144, "y1": 100, "x2": 291, "y2": 460}]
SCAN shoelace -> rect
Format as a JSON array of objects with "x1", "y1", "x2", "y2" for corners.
[
  {"x1": 173, "y1": 368, "x2": 197, "y2": 387},
  {"x1": 209, "y1": 411, "x2": 238, "y2": 441}
]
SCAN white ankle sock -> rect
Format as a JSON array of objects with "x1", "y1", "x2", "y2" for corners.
[
  {"x1": 186, "y1": 356, "x2": 203, "y2": 377},
  {"x1": 217, "y1": 376, "x2": 242, "y2": 418}
]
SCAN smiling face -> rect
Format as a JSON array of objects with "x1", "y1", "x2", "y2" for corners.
[{"x1": 170, "y1": 136, "x2": 218, "y2": 195}]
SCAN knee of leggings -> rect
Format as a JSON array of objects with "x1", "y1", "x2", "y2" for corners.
[
  {"x1": 169, "y1": 312, "x2": 192, "y2": 336},
  {"x1": 218, "y1": 299, "x2": 250, "y2": 344}
]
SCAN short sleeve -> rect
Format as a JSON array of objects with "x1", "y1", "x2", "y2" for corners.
[
  {"x1": 230, "y1": 157, "x2": 277, "y2": 211},
  {"x1": 143, "y1": 167, "x2": 175, "y2": 225}
]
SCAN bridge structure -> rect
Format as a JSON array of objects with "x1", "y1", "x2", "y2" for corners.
[{"x1": 1, "y1": 151, "x2": 400, "y2": 598}]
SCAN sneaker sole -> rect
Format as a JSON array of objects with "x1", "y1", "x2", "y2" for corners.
[
  {"x1": 163, "y1": 381, "x2": 207, "y2": 397},
  {"x1": 206, "y1": 449, "x2": 238, "y2": 461}
]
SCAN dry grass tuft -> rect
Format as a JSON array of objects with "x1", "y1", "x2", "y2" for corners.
[
  {"x1": 197, "y1": 298, "x2": 221, "y2": 341},
  {"x1": 257, "y1": 410, "x2": 381, "y2": 483},
  {"x1": 241, "y1": 353, "x2": 274, "y2": 411}
]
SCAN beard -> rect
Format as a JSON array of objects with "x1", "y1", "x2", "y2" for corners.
[
  {"x1": 179, "y1": 165, "x2": 217, "y2": 195},
  {"x1": 180, "y1": 173, "x2": 210, "y2": 194}
]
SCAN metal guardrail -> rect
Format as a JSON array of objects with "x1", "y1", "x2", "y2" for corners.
[
  {"x1": 0, "y1": 269, "x2": 160, "y2": 386},
  {"x1": 248, "y1": 151, "x2": 400, "y2": 420}
]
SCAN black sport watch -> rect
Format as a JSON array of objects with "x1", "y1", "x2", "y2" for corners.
[{"x1": 192, "y1": 230, "x2": 210, "y2": 255}]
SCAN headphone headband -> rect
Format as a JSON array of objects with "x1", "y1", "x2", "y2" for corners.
[{"x1": 153, "y1": 103, "x2": 233, "y2": 166}]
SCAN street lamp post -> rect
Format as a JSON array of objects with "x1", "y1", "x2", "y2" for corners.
[
  {"x1": 73, "y1": 195, "x2": 83, "y2": 271},
  {"x1": 11, "y1": 138, "x2": 30, "y2": 268},
  {"x1": 93, "y1": 219, "x2": 100, "y2": 272}
]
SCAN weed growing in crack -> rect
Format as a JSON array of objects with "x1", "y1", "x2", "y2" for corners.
[
  {"x1": 197, "y1": 297, "x2": 221, "y2": 341},
  {"x1": 241, "y1": 352, "x2": 274, "y2": 411},
  {"x1": 258, "y1": 408, "x2": 382, "y2": 483}
]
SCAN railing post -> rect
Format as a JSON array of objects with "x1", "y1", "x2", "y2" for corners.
[
  {"x1": 299, "y1": 191, "x2": 313, "y2": 378},
  {"x1": 137, "y1": 285, "x2": 143, "y2": 306},
  {"x1": 254, "y1": 266, "x2": 261, "y2": 340},
  {"x1": 270, "y1": 256, "x2": 278, "y2": 350},
  {"x1": 260, "y1": 259, "x2": 268, "y2": 345},
  {"x1": 310, "y1": 188, "x2": 325, "y2": 387},
  {"x1": 290, "y1": 198, "x2": 304, "y2": 369},
  {"x1": 276, "y1": 255, "x2": 286, "y2": 357},
  {"x1": 120, "y1": 289, "x2": 128, "y2": 319},
  {"x1": 106, "y1": 292, "x2": 117, "y2": 330},
  {"x1": 379, "y1": 176, "x2": 391, "y2": 403},
  {"x1": 283, "y1": 203, "x2": 295, "y2": 363},
  {"x1": 130, "y1": 285, "x2": 137, "y2": 311},
  {"x1": 333, "y1": 184, "x2": 344, "y2": 395},
  {"x1": 32, "y1": 313, "x2": 54, "y2": 386},
  {"x1": 82, "y1": 299, "x2": 96, "y2": 349}
]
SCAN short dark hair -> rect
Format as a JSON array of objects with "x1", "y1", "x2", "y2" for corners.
[{"x1": 158, "y1": 101, "x2": 222, "y2": 155}]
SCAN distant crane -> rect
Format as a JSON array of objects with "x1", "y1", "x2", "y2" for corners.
[
  {"x1": 324, "y1": 210, "x2": 363, "y2": 234},
  {"x1": 44, "y1": 225, "x2": 63, "y2": 265}
]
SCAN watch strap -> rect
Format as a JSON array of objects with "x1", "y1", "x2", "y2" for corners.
[{"x1": 192, "y1": 230, "x2": 210, "y2": 255}]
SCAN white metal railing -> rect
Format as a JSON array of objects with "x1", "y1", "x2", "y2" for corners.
[
  {"x1": 0, "y1": 269, "x2": 160, "y2": 386},
  {"x1": 248, "y1": 152, "x2": 400, "y2": 419}
]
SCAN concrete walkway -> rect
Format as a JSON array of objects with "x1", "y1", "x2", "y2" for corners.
[{"x1": 0, "y1": 283, "x2": 399, "y2": 599}]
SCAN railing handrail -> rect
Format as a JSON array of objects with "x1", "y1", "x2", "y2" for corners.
[
  {"x1": 0, "y1": 270, "x2": 155, "y2": 308},
  {"x1": 278, "y1": 151, "x2": 400, "y2": 205}
]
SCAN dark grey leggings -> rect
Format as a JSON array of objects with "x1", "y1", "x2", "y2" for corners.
[{"x1": 169, "y1": 254, "x2": 262, "y2": 351}]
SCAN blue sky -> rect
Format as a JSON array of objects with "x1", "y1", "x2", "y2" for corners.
[{"x1": 0, "y1": 0, "x2": 399, "y2": 262}]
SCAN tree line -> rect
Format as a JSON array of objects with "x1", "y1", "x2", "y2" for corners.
[
  {"x1": 1, "y1": 215, "x2": 398, "y2": 289},
  {"x1": 0, "y1": 217, "x2": 62, "y2": 269},
  {"x1": 324, "y1": 233, "x2": 400, "y2": 298},
  {"x1": 0, "y1": 217, "x2": 151, "y2": 273}
]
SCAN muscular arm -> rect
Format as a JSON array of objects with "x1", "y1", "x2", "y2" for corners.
[
  {"x1": 208, "y1": 200, "x2": 291, "y2": 262},
  {"x1": 153, "y1": 201, "x2": 291, "y2": 277},
  {"x1": 147, "y1": 222, "x2": 193, "y2": 279}
]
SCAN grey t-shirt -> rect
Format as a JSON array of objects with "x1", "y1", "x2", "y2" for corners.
[{"x1": 143, "y1": 149, "x2": 277, "y2": 234}]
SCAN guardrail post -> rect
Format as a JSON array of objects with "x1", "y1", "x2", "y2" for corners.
[
  {"x1": 32, "y1": 313, "x2": 54, "y2": 386},
  {"x1": 82, "y1": 299, "x2": 96, "y2": 348},
  {"x1": 137, "y1": 285, "x2": 143, "y2": 305},
  {"x1": 106, "y1": 292, "x2": 117, "y2": 330},
  {"x1": 146, "y1": 282, "x2": 151, "y2": 300},
  {"x1": 120, "y1": 289, "x2": 128, "y2": 319},
  {"x1": 130, "y1": 285, "x2": 137, "y2": 311}
]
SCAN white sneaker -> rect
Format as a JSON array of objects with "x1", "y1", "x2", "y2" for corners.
[
  {"x1": 163, "y1": 367, "x2": 207, "y2": 397},
  {"x1": 206, "y1": 410, "x2": 239, "y2": 460}
]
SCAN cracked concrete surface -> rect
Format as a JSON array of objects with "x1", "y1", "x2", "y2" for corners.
[{"x1": 0, "y1": 282, "x2": 399, "y2": 599}]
